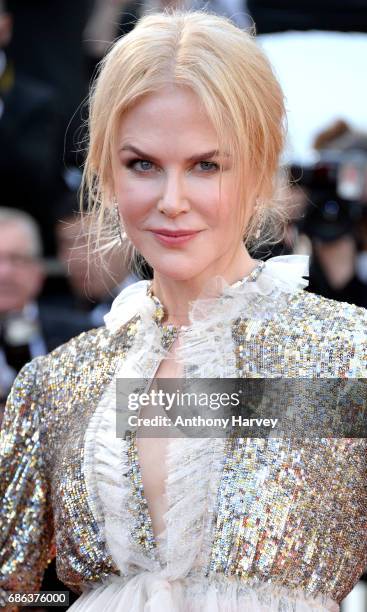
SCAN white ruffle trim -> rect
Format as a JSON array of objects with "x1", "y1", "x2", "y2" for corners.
[
  {"x1": 69, "y1": 574, "x2": 339, "y2": 612},
  {"x1": 103, "y1": 255, "x2": 309, "y2": 378},
  {"x1": 88, "y1": 366, "x2": 161, "y2": 575},
  {"x1": 104, "y1": 255, "x2": 309, "y2": 333},
  {"x1": 89, "y1": 391, "x2": 226, "y2": 578}
]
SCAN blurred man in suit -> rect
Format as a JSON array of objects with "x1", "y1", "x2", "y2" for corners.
[{"x1": 0, "y1": 208, "x2": 89, "y2": 413}]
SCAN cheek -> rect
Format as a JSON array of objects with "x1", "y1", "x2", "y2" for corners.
[
  {"x1": 117, "y1": 182, "x2": 153, "y2": 225},
  {"x1": 220, "y1": 179, "x2": 244, "y2": 223},
  {"x1": 194, "y1": 180, "x2": 233, "y2": 223},
  {"x1": 211, "y1": 188, "x2": 238, "y2": 228},
  {"x1": 117, "y1": 199, "x2": 153, "y2": 253}
]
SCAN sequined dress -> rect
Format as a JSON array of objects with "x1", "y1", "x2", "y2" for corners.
[{"x1": 0, "y1": 255, "x2": 366, "y2": 612}]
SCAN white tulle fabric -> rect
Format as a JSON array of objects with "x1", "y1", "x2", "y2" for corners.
[
  {"x1": 71, "y1": 255, "x2": 338, "y2": 611},
  {"x1": 104, "y1": 255, "x2": 310, "y2": 334}
]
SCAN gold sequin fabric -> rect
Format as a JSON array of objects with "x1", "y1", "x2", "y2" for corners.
[
  {"x1": 209, "y1": 436, "x2": 366, "y2": 602},
  {"x1": 0, "y1": 358, "x2": 53, "y2": 600},
  {"x1": 125, "y1": 431, "x2": 159, "y2": 559},
  {"x1": 233, "y1": 290, "x2": 367, "y2": 378},
  {"x1": 0, "y1": 284, "x2": 366, "y2": 606},
  {"x1": 0, "y1": 320, "x2": 139, "y2": 602}
]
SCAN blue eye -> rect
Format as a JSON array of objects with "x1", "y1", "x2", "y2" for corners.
[
  {"x1": 126, "y1": 159, "x2": 220, "y2": 173},
  {"x1": 127, "y1": 159, "x2": 154, "y2": 172},
  {"x1": 198, "y1": 161, "x2": 219, "y2": 172}
]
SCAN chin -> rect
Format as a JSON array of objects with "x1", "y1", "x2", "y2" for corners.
[
  {"x1": 148, "y1": 258, "x2": 206, "y2": 282},
  {"x1": 155, "y1": 268, "x2": 200, "y2": 282}
]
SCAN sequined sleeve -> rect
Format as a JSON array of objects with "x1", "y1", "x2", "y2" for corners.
[{"x1": 0, "y1": 358, "x2": 54, "y2": 610}]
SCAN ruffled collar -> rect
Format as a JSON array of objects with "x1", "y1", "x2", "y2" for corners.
[
  {"x1": 104, "y1": 255, "x2": 309, "y2": 334},
  {"x1": 146, "y1": 260, "x2": 266, "y2": 330}
]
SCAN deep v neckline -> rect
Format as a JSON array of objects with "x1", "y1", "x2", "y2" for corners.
[
  {"x1": 122, "y1": 261, "x2": 268, "y2": 560},
  {"x1": 124, "y1": 331, "x2": 180, "y2": 560}
]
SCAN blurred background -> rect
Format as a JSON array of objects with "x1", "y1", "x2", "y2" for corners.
[{"x1": 0, "y1": 0, "x2": 366, "y2": 610}]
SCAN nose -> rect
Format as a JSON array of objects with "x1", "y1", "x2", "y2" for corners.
[{"x1": 157, "y1": 170, "x2": 190, "y2": 217}]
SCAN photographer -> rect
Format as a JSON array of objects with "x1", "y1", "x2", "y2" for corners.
[{"x1": 294, "y1": 120, "x2": 367, "y2": 307}]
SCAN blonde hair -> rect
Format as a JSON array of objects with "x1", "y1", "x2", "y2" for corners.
[{"x1": 82, "y1": 10, "x2": 288, "y2": 270}]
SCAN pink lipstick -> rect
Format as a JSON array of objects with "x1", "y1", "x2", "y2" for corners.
[{"x1": 150, "y1": 228, "x2": 201, "y2": 246}]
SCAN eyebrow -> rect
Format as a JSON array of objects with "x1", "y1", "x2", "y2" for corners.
[{"x1": 119, "y1": 144, "x2": 229, "y2": 162}]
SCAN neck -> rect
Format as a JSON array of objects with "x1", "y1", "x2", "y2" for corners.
[{"x1": 151, "y1": 245, "x2": 258, "y2": 327}]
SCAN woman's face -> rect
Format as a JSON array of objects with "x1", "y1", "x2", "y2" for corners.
[{"x1": 114, "y1": 85, "x2": 249, "y2": 282}]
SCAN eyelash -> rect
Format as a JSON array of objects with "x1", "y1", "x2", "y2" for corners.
[{"x1": 126, "y1": 158, "x2": 220, "y2": 174}]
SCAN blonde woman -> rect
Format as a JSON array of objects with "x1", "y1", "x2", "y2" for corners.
[{"x1": 1, "y1": 11, "x2": 366, "y2": 612}]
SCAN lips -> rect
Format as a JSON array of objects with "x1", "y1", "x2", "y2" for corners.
[
  {"x1": 149, "y1": 228, "x2": 202, "y2": 246},
  {"x1": 150, "y1": 229, "x2": 200, "y2": 236}
]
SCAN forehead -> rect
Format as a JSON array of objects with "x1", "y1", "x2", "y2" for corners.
[{"x1": 117, "y1": 85, "x2": 219, "y2": 150}]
